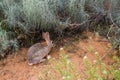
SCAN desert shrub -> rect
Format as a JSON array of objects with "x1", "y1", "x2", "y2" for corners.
[
  {"x1": 111, "y1": 0, "x2": 120, "y2": 50},
  {"x1": 69, "y1": 0, "x2": 87, "y2": 23},
  {"x1": 22, "y1": 0, "x2": 60, "y2": 31},
  {"x1": 0, "y1": 2, "x2": 4, "y2": 21},
  {"x1": 111, "y1": 0, "x2": 120, "y2": 25},
  {"x1": 0, "y1": 27, "x2": 18, "y2": 58},
  {"x1": 108, "y1": 26, "x2": 120, "y2": 50},
  {"x1": 0, "y1": 0, "x2": 120, "y2": 56}
]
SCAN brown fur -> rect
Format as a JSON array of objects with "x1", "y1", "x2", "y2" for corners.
[{"x1": 27, "y1": 32, "x2": 54, "y2": 65}]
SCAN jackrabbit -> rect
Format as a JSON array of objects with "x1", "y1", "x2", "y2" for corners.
[{"x1": 27, "y1": 32, "x2": 54, "y2": 65}]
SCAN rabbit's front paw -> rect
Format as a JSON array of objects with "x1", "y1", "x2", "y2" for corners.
[{"x1": 47, "y1": 55, "x2": 51, "y2": 60}]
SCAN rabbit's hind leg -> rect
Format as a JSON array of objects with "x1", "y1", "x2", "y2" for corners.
[
  {"x1": 39, "y1": 58, "x2": 46, "y2": 63},
  {"x1": 28, "y1": 58, "x2": 41, "y2": 65},
  {"x1": 28, "y1": 57, "x2": 46, "y2": 65}
]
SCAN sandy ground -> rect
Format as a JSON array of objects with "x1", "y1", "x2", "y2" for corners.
[{"x1": 0, "y1": 32, "x2": 114, "y2": 80}]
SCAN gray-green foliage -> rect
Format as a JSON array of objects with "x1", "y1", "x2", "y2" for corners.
[
  {"x1": 0, "y1": 27, "x2": 18, "y2": 56},
  {"x1": 111, "y1": 0, "x2": 120, "y2": 25},
  {"x1": 1, "y1": 0, "x2": 120, "y2": 30},
  {"x1": 69, "y1": 0, "x2": 87, "y2": 22},
  {"x1": 22, "y1": 0, "x2": 59, "y2": 30},
  {"x1": 0, "y1": 0, "x2": 24, "y2": 32},
  {"x1": 109, "y1": 27, "x2": 120, "y2": 49},
  {"x1": 0, "y1": 0, "x2": 120, "y2": 55}
]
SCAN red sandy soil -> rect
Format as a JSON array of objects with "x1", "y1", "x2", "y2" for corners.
[{"x1": 0, "y1": 32, "x2": 114, "y2": 80}]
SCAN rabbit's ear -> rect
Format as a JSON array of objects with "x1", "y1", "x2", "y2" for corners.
[
  {"x1": 46, "y1": 32, "x2": 50, "y2": 40},
  {"x1": 42, "y1": 32, "x2": 47, "y2": 39},
  {"x1": 45, "y1": 32, "x2": 50, "y2": 45},
  {"x1": 42, "y1": 32, "x2": 50, "y2": 44}
]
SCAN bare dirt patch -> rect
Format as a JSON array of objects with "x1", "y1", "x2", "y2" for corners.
[{"x1": 0, "y1": 32, "x2": 114, "y2": 80}]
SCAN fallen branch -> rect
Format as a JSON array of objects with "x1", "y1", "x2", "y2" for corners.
[{"x1": 67, "y1": 20, "x2": 90, "y2": 32}]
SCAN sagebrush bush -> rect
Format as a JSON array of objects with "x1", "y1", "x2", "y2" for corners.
[
  {"x1": 22, "y1": 0, "x2": 60, "y2": 30},
  {"x1": 0, "y1": 27, "x2": 18, "y2": 58},
  {"x1": 69, "y1": 0, "x2": 87, "y2": 23},
  {"x1": 0, "y1": 0, "x2": 120, "y2": 56}
]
